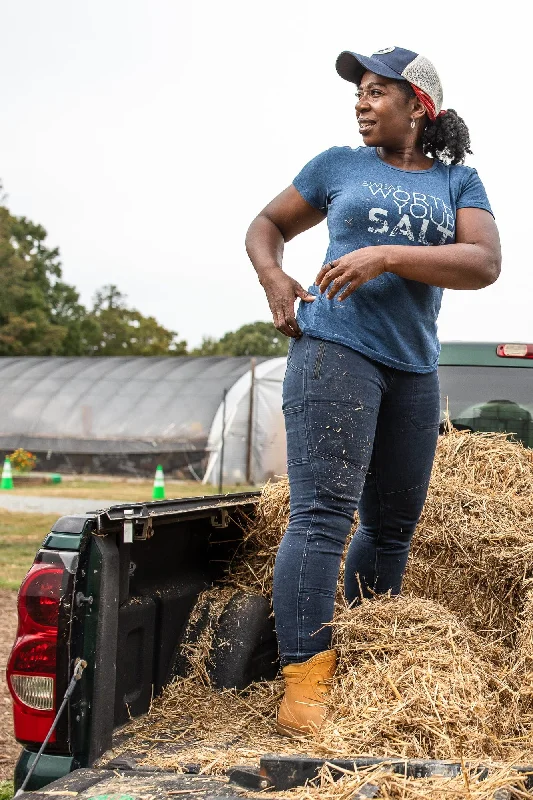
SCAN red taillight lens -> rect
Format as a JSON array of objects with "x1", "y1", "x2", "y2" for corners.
[
  {"x1": 6, "y1": 558, "x2": 66, "y2": 745},
  {"x1": 18, "y1": 565, "x2": 63, "y2": 632},
  {"x1": 10, "y1": 637, "x2": 57, "y2": 675},
  {"x1": 497, "y1": 343, "x2": 533, "y2": 359}
]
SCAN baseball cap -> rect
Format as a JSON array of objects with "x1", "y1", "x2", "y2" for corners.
[{"x1": 335, "y1": 46, "x2": 444, "y2": 120}]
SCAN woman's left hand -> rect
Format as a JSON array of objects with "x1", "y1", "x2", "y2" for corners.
[{"x1": 315, "y1": 246, "x2": 386, "y2": 300}]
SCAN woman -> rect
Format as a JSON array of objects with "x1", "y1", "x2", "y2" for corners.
[{"x1": 245, "y1": 46, "x2": 501, "y2": 739}]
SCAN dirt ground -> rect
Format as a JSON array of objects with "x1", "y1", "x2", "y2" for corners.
[{"x1": 0, "y1": 590, "x2": 18, "y2": 780}]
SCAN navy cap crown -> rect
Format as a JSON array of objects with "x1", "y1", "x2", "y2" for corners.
[{"x1": 370, "y1": 46, "x2": 419, "y2": 76}]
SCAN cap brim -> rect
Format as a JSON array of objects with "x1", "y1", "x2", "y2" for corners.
[{"x1": 335, "y1": 51, "x2": 405, "y2": 84}]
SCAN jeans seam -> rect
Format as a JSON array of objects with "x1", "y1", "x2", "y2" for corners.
[
  {"x1": 295, "y1": 530, "x2": 311, "y2": 659},
  {"x1": 373, "y1": 423, "x2": 384, "y2": 591},
  {"x1": 296, "y1": 335, "x2": 318, "y2": 660},
  {"x1": 307, "y1": 398, "x2": 377, "y2": 409},
  {"x1": 382, "y1": 482, "x2": 426, "y2": 497},
  {"x1": 284, "y1": 405, "x2": 304, "y2": 414},
  {"x1": 312, "y1": 341, "x2": 326, "y2": 379},
  {"x1": 312, "y1": 453, "x2": 370, "y2": 470}
]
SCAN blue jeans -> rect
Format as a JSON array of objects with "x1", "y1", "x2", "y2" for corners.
[{"x1": 273, "y1": 335, "x2": 440, "y2": 665}]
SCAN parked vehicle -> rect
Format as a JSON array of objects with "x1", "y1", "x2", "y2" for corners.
[
  {"x1": 6, "y1": 343, "x2": 533, "y2": 798},
  {"x1": 438, "y1": 342, "x2": 533, "y2": 447}
]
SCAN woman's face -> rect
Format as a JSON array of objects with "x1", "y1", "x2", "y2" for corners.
[{"x1": 355, "y1": 70, "x2": 415, "y2": 148}]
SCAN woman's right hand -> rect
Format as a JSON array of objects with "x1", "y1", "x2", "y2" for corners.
[
  {"x1": 261, "y1": 268, "x2": 315, "y2": 338},
  {"x1": 245, "y1": 185, "x2": 325, "y2": 336}
]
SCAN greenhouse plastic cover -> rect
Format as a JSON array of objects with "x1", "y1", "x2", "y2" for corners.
[
  {"x1": 0, "y1": 356, "x2": 269, "y2": 454},
  {"x1": 203, "y1": 357, "x2": 286, "y2": 485}
]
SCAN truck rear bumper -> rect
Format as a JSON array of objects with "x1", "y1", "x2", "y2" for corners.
[{"x1": 14, "y1": 748, "x2": 75, "y2": 792}]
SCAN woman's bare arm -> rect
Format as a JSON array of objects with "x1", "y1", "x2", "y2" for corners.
[
  {"x1": 383, "y1": 208, "x2": 501, "y2": 289},
  {"x1": 246, "y1": 186, "x2": 326, "y2": 337},
  {"x1": 316, "y1": 207, "x2": 501, "y2": 300}
]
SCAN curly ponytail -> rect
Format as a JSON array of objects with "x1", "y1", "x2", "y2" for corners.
[
  {"x1": 396, "y1": 82, "x2": 473, "y2": 165},
  {"x1": 422, "y1": 109, "x2": 472, "y2": 165}
]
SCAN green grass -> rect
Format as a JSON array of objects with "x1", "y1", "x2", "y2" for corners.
[
  {"x1": 7, "y1": 479, "x2": 257, "y2": 502},
  {"x1": 0, "y1": 512, "x2": 59, "y2": 590},
  {"x1": 0, "y1": 781, "x2": 14, "y2": 800}
]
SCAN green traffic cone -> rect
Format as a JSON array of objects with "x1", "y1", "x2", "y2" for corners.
[
  {"x1": 152, "y1": 464, "x2": 165, "y2": 500},
  {"x1": 1, "y1": 456, "x2": 14, "y2": 490}
]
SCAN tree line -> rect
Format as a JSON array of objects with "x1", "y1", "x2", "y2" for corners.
[{"x1": 0, "y1": 191, "x2": 288, "y2": 357}]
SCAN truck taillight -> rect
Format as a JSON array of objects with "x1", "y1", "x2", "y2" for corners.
[
  {"x1": 11, "y1": 675, "x2": 55, "y2": 710},
  {"x1": 6, "y1": 558, "x2": 65, "y2": 744},
  {"x1": 19, "y1": 565, "x2": 63, "y2": 631},
  {"x1": 496, "y1": 343, "x2": 533, "y2": 359},
  {"x1": 10, "y1": 637, "x2": 57, "y2": 675}
]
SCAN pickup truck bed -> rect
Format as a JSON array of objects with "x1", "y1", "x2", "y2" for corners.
[{"x1": 8, "y1": 490, "x2": 533, "y2": 799}]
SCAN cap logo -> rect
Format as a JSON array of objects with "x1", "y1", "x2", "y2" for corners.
[{"x1": 373, "y1": 47, "x2": 395, "y2": 55}]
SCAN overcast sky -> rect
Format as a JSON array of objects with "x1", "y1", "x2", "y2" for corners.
[{"x1": 0, "y1": 1, "x2": 529, "y2": 348}]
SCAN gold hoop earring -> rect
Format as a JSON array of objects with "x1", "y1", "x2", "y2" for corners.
[{"x1": 410, "y1": 119, "x2": 415, "y2": 129}]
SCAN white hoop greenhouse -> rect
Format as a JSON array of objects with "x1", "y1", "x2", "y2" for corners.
[{"x1": 0, "y1": 356, "x2": 287, "y2": 483}]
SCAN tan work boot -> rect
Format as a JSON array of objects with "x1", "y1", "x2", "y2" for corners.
[{"x1": 276, "y1": 649, "x2": 337, "y2": 738}]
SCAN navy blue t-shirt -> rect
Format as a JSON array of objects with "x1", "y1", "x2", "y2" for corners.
[{"x1": 292, "y1": 146, "x2": 493, "y2": 373}]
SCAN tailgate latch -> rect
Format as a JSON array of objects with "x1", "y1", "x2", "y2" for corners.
[{"x1": 210, "y1": 509, "x2": 230, "y2": 528}]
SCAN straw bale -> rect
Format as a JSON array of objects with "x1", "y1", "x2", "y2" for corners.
[
  {"x1": 404, "y1": 431, "x2": 533, "y2": 645},
  {"x1": 322, "y1": 596, "x2": 521, "y2": 762},
  {"x1": 233, "y1": 430, "x2": 533, "y2": 649}
]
